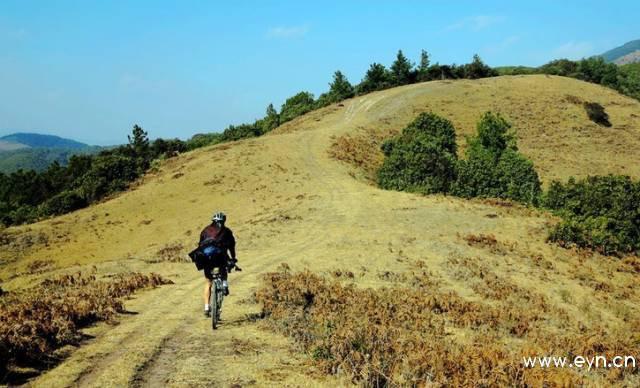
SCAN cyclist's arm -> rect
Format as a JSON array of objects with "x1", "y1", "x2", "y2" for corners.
[{"x1": 228, "y1": 230, "x2": 237, "y2": 260}]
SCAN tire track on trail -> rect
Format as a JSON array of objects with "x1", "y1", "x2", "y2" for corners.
[
  {"x1": 71, "y1": 272, "x2": 204, "y2": 387},
  {"x1": 125, "y1": 98, "x2": 378, "y2": 387},
  {"x1": 34, "y1": 92, "x2": 391, "y2": 387},
  {"x1": 128, "y1": 266, "x2": 259, "y2": 388},
  {"x1": 129, "y1": 324, "x2": 192, "y2": 388}
]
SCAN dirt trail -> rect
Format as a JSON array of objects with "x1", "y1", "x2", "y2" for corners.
[
  {"x1": 15, "y1": 77, "x2": 640, "y2": 387},
  {"x1": 19, "y1": 86, "x2": 562, "y2": 387},
  {"x1": 31, "y1": 94, "x2": 385, "y2": 387}
]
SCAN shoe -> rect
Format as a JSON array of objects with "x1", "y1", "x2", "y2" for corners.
[
  {"x1": 204, "y1": 309, "x2": 211, "y2": 317},
  {"x1": 224, "y1": 286, "x2": 230, "y2": 296}
]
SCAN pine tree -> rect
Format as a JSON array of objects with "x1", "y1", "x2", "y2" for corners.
[
  {"x1": 328, "y1": 70, "x2": 355, "y2": 100},
  {"x1": 262, "y1": 103, "x2": 280, "y2": 133},
  {"x1": 464, "y1": 54, "x2": 495, "y2": 79},
  {"x1": 390, "y1": 50, "x2": 414, "y2": 86},
  {"x1": 357, "y1": 63, "x2": 391, "y2": 94},
  {"x1": 128, "y1": 124, "x2": 149, "y2": 159},
  {"x1": 417, "y1": 50, "x2": 431, "y2": 82}
]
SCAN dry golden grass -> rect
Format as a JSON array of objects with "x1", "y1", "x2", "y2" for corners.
[
  {"x1": 256, "y1": 269, "x2": 640, "y2": 386},
  {"x1": 0, "y1": 272, "x2": 172, "y2": 383},
  {"x1": 1, "y1": 75, "x2": 640, "y2": 386}
]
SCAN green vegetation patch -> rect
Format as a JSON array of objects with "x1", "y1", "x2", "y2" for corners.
[
  {"x1": 378, "y1": 111, "x2": 541, "y2": 204},
  {"x1": 544, "y1": 175, "x2": 640, "y2": 256}
]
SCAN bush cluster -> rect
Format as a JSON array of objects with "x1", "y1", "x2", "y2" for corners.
[
  {"x1": 452, "y1": 112, "x2": 541, "y2": 204},
  {"x1": 378, "y1": 112, "x2": 541, "y2": 204},
  {"x1": 0, "y1": 272, "x2": 172, "y2": 380},
  {"x1": 544, "y1": 175, "x2": 640, "y2": 256},
  {"x1": 377, "y1": 113, "x2": 457, "y2": 194},
  {"x1": 378, "y1": 111, "x2": 640, "y2": 255}
]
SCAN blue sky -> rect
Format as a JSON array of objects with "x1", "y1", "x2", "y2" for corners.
[{"x1": 0, "y1": 1, "x2": 638, "y2": 145}]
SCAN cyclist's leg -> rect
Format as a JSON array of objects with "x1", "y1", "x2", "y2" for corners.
[
  {"x1": 203, "y1": 265, "x2": 214, "y2": 311},
  {"x1": 203, "y1": 279, "x2": 212, "y2": 306},
  {"x1": 219, "y1": 264, "x2": 229, "y2": 295}
]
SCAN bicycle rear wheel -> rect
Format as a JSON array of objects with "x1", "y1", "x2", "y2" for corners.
[
  {"x1": 211, "y1": 283, "x2": 219, "y2": 330},
  {"x1": 216, "y1": 288, "x2": 224, "y2": 322}
]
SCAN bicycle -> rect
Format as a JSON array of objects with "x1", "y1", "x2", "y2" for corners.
[{"x1": 209, "y1": 263, "x2": 241, "y2": 330}]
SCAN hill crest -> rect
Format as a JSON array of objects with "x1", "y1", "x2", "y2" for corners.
[
  {"x1": 0, "y1": 132, "x2": 89, "y2": 150},
  {"x1": 601, "y1": 39, "x2": 640, "y2": 63}
]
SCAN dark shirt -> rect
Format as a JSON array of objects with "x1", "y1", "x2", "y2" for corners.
[{"x1": 199, "y1": 224, "x2": 236, "y2": 260}]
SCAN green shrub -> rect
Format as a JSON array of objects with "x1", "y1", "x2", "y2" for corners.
[
  {"x1": 583, "y1": 102, "x2": 611, "y2": 127},
  {"x1": 220, "y1": 123, "x2": 261, "y2": 142},
  {"x1": 75, "y1": 155, "x2": 139, "y2": 202},
  {"x1": 452, "y1": 147, "x2": 501, "y2": 198},
  {"x1": 378, "y1": 112, "x2": 541, "y2": 204},
  {"x1": 186, "y1": 133, "x2": 223, "y2": 151},
  {"x1": 41, "y1": 190, "x2": 87, "y2": 216},
  {"x1": 280, "y1": 91, "x2": 315, "y2": 123},
  {"x1": 544, "y1": 175, "x2": 640, "y2": 256},
  {"x1": 8, "y1": 205, "x2": 38, "y2": 225},
  {"x1": 470, "y1": 111, "x2": 514, "y2": 157},
  {"x1": 495, "y1": 150, "x2": 542, "y2": 204},
  {"x1": 452, "y1": 112, "x2": 541, "y2": 204},
  {"x1": 377, "y1": 112, "x2": 458, "y2": 194}
]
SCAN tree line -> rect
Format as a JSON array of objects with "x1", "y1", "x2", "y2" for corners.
[
  {"x1": 0, "y1": 126, "x2": 185, "y2": 225},
  {"x1": 497, "y1": 57, "x2": 640, "y2": 101}
]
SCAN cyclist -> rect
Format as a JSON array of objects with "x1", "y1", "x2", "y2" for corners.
[{"x1": 199, "y1": 211, "x2": 237, "y2": 317}]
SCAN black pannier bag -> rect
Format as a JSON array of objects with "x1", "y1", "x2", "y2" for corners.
[
  {"x1": 189, "y1": 243, "x2": 225, "y2": 271},
  {"x1": 188, "y1": 247, "x2": 208, "y2": 270}
]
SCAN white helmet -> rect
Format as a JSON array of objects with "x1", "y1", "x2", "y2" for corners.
[{"x1": 212, "y1": 211, "x2": 226, "y2": 225}]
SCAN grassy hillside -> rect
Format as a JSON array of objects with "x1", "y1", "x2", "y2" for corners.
[{"x1": 2, "y1": 75, "x2": 640, "y2": 386}]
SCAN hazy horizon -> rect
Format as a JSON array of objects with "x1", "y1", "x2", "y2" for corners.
[{"x1": 1, "y1": 0, "x2": 638, "y2": 145}]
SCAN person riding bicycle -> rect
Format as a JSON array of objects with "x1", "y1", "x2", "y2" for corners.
[{"x1": 199, "y1": 211, "x2": 237, "y2": 317}]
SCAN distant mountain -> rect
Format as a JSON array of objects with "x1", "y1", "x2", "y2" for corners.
[
  {"x1": 601, "y1": 39, "x2": 640, "y2": 64},
  {"x1": 0, "y1": 133, "x2": 101, "y2": 173},
  {"x1": 0, "y1": 133, "x2": 89, "y2": 150}
]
